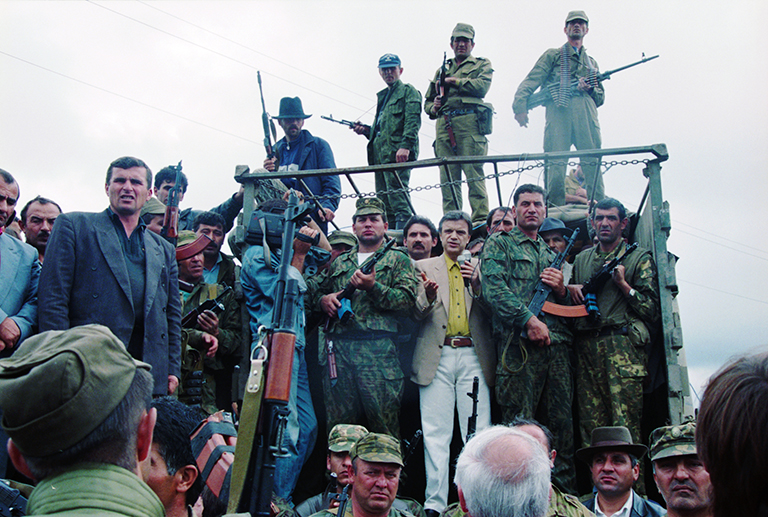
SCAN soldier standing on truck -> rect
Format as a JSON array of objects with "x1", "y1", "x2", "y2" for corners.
[{"x1": 512, "y1": 10, "x2": 605, "y2": 208}]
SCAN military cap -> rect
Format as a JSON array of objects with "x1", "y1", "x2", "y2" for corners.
[
  {"x1": 176, "y1": 230, "x2": 212, "y2": 261},
  {"x1": 140, "y1": 196, "x2": 166, "y2": 217},
  {"x1": 565, "y1": 10, "x2": 589, "y2": 24},
  {"x1": 451, "y1": 23, "x2": 475, "y2": 40},
  {"x1": 0, "y1": 325, "x2": 151, "y2": 458},
  {"x1": 575, "y1": 426, "x2": 647, "y2": 464},
  {"x1": 328, "y1": 424, "x2": 369, "y2": 452},
  {"x1": 353, "y1": 197, "x2": 386, "y2": 219},
  {"x1": 539, "y1": 217, "x2": 573, "y2": 237},
  {"x1": 350, "y1": 432, "x2": 403, "y2": 467},
  {"x1": 328, "y1": 230, "x2": 358, "y2": 249},
  {"x1": 378, "y1": 53, "x2": 401, "y2": 68},
  {"x1": 274, "y1": 97, "x2": 311, "y2": 119},
  {"x1": 649, "y1": 422, "x2": 697, "y2": 461}
]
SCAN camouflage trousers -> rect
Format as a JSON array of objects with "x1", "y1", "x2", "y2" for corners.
[
  {"x1": 575, "y1": 333, "x2": 646, "y2": 449},
  {"x1": 322, "y1": 333, "x2": 404, "y2": 439},
  {"x1": 495, "y1": 339, "x2": 576, "y2": 494}
]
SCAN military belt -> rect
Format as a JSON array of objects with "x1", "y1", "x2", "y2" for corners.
[
  {"x1": 579, "y1": 325, "x2": 629, "y2": 339},
  {"x1": 442, "y1": 336, "x2": 473, "y2": 348},
  {"x1": 443, "y1": 108, "x2": 477, "y2": 117}
]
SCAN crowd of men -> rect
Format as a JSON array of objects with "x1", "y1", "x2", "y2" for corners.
[{"x1": 0, "y1": 11, "x2": 752, "y2": 517}]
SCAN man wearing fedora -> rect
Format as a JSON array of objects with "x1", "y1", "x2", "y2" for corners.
[
  {"x1": 264, "y1": 96, "x2": 341, "y2": 233},
  {"x1": 513, "y1": 11, "x2": 605, "y2": 208},
  {"x1": 577, "y1": 426, "x2": 665, "y2": 517},
  {"x1": 649, "y1": 422, "x2": 712, "y2": 517},
  {"x1": 352, "y1": 53, "x2": 422, "y2": 229}
]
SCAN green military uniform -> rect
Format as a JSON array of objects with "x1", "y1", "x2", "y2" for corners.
[
  {"x1": 480, "y1": 227, "x2": 576, "y2": 492},
  {"x1": 441, "y1": 484, "x2": 593, "y2": 517},
  {"x1": 181, "y1": 281, "x2": 242, "y2": 414},
  {"x1": 513, "y1": 43, "x2": 604, "y2": 207},
  {"x1": 307, "y1": 224, "x2": 418, "y2": 438},
  {"x1": 425, "y1": 27, "x2": 493, "y2": 225},
  {"x1": 570, "y1": 243, "x2": 659, "y2": 450},
  {"x1": 368, "y1": 78, "x2": 422, "y2": 225},
  {"x1": 26, "y1": 463, "x2": 165, "y2": 517}
]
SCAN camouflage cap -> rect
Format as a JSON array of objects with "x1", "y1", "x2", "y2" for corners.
[
  {"x1": 176, "y1": 230, "x2": 212, "y2": 261},
  {"x1": 0, "y1": 325, "x2": 151, "y2": 457},
  {"x1": 350, "y1": 432, "x2": 403, "y2": 467},
  {"x1": 140, "y1": 196, "x2": 166, "y2": 217},
  {"x1": 328, "y1": 230, "x2": 358, "y2": 249},
  {"x1": 353, "y1": 197, "x2": 386, "y2": 219},
  {"x1": 451, "y1": 23, "x2": 475, "y2": 40},
  {"x1": 649, "y1": 422, "x2": 697, "y2": 461},
  {"x1": 328, "y1": 424, "x2": 369, "y2": 452},
  {"x1": 565, "y1": 10, "x2": 589, "y2": 24}
]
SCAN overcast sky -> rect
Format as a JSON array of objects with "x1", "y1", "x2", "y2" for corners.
[{"x1": 2, "y1": 0, "x2": 767, "y2": 406}]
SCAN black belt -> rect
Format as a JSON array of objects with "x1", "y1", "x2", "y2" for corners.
[
  {"x1": 443, "y1": 108, "x2": 476, "y2": 117},
  {"x1": 442, "y1": 337, "x2": 474, "y2": 348},
  {"x1": 579, "y1": 326, "x2": 629, "y2": 339}
]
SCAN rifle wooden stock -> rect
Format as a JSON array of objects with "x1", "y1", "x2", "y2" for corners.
[{"x1": 264, "y1": 331, "x2": 296, "y2": 402}]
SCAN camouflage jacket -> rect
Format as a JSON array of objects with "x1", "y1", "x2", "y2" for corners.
[
  {"x1": 425, "y1": 55, "x2": 493, "y2": 117},
  {"x1": 368, "y1": 79, "x2": 422, "y2": 165},
  {"x1": 310, "y1": 503, "x2": 414, "y2": 517},
  {"x1": 548, "y1": 484, "x2": 594, "y2": 517},
  {"x1": 570, "y1": 242, "x2": 659, "y2": 337},
  {"x1": 306, "y1": 243, "x2": 418, "y2": 335},
  {"x1": 182, "y1": 281, "x2": 243, "y2": 370},
  {"x1": 480, "y1": 228, "x2": 570, "y2": 343},
  {"x1": 512, "y1": 44, "x2": 605, "y2": 115}
]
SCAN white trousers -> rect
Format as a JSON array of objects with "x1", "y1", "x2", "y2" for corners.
[{"x1": 419, "y1": 346, "x2": 491, "y2": 512}]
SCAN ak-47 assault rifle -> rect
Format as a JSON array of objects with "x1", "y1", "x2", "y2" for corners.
[
  {"x1": 336, "y1": 238, "x2": 396, "y2": 324},
  {"x1": 525, "y1": 54, "x2": 659, "y2": 111},
  {"x1": 0, "y1": 481, "x2": 26, "y2": 517},
  {"x1": 230, "y1": 191, "x2": 316, "y2": 516},
  {"x1": 321, "y1": 114, "x2": 370, "y2": 133},
  {"x1": 160, "y1": 160, "x2": 183, "y2": 245},
  {"x1": 579, "y1": 242, "x2": 639, "y2": 322},
  {"x1": 181, "y1": 286, "x2": 233, "y2": 329},
  {"x1": 467, "y1": 376, "x2": 479, "y2": 441}
]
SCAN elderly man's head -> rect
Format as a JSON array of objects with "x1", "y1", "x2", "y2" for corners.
[{"x1": 455, "y1": 426, "x2": 550, "y2": 517}]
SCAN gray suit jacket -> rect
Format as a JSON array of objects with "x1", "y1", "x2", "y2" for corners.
[
  {"x1": 411, "y1": 255, "x2": 495, "y2": 387},
  {"x1": 38, "y1": 210, "x2": 182, "y2": 395},
  {"x1": 0, "y1": 233, "x2": 40, "y2": 350}
]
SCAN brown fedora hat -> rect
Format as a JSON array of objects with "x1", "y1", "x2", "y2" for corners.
[{"x1": 575, "y1": 426, "x2": 648, "y2": 464}]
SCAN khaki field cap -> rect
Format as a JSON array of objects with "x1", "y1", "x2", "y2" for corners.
[
  {"x1": 328, "y1": 231, "x2": 358, "y2": 249},
  {"x1": 176, "y1": 230, "x2": 212, "y2": 261},
  {"x1": 353, "y1": 197, "x2": 386, "y2": 219},
  {"x1": 452, "y1": 23, "x2": 475, "y2": 40},
  {"x1": 649, "y1": 421, "x2": 697, "y2": 461},
  {"x1": 0, "y1": 324, "x2": 151, "y2": 457},
  {"x1": 350, "y1": 432, "x2": 404, "y2": 467},
  {"x1": 565, "y1": 10, "x2": 589, "y2": 24},
  {"x1": 575, "y1": 426, "x2": 648, "y2": 464},
  {"x1": 140, "y1": 196, "x2": 166, "y2": 217},
  {"x1": 328, "y1": 424, "x2": 369, "y2": 452}
]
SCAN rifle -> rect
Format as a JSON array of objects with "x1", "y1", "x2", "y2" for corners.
[
  {"x1": 257, "y1": 71, "x2": 277, "y2": 160},
  {"x1": 160, "y1": 160, "x2": 183, "y2": 245},
  {"x1": 466, "y1": 376, "x2": 479, "y2": 441},
  {"x1": 438, "y1": 52, "x2": 459, "y2": 156},
  {"x1": 525, "y1": 54, "x2": 659, "y2": 111},
  {"x1": 233, "y1": 190, "x2": 315, "y2": 516},
  {"x1": 0, "y1": 480, "x2": 26, "y2": 517},
  {"x1": 181, "y1": 286, "x2": 233, "y2": 329},
  {"x1": 329, "y1": 483, "x2": 350, "y2": 517},
  {"x1": 580, "y1": 242, "x2": 638, "y2": 322},
  {"x1": 321, "y1": 114, "x2": 369, "y2": 132},
  {"x1": 401, "y1": 429, "x2": 423, "y2": 467},
  {"x1": 336, "y1": 238, "x2": 396, "y2": 324}
]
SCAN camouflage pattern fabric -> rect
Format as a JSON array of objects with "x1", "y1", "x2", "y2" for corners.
[
  {"x1": 481, "y1": 227, "x2": 576, "y2": 493},
  {"x1": 328, "y1": 423, "x2": 369, "y2": 452},
  {"x1": 311, "y1": 505, "x2": 415, "y2": 517},
  {"x1": 424, "y1": 55, "x2": 493, "y2": 224},
  {"x1": 570, "y1": 243, "x2": 659, "y2": 451},
  {"x1": 441, "y1": 486, "x2": 594, "y2": 517},
  {"x1": 181, "y1": 282, "x2": 243, "y2": 414},
  {"x1": 350, "y1": 432, "x2": 403, "y2": 466},
  {"x1": 648, "y1": 421, "x2": 697, "y2": 461},
  {"x1": 368, "y1": 79, "x2": 422, "y2": 223}
]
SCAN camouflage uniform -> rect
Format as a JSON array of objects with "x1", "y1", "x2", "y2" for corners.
[
  {"x1": 513, "y1": 44, "x2": 605, "y2": 207},
  {"x1": 571, "y1": 243, "x2": 659, "y2": 450},
  {"x1": 441, "y1": 485, "x2": 593, "y2": 517},
  {"x1": 181, "y1": 281, "x2": 242, "y2": 414},
  {"x1": 480, "y1": 227, "x2": 576, "y2": 492},
  {"x1": 307, "y1": 243, "x2": 418, "y2": 438},
  {"x1": 368, "y1": 79, "x2": 422, "y2": 224},
  {"x1": 425, "y1": 30, "x2": 493, "y2": 225}
]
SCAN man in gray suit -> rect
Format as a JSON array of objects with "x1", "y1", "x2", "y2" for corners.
[
  {"x1": 38, "y1": 156, "x2": 182, "y2": 396},
  {"x1": 411, "y1": 210, "x2": 495, "y2": 517}
]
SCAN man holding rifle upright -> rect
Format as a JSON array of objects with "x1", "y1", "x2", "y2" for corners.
[
  {"x1": 568, "y1": 198, "x2": 659, "y2": 452},
  {"x1": 480, "y1": 184, "x2": 576, "y2": 493},
  {"x1": 307, "y1": 197, "x2": 418, "y2": 439},
  {"x1": 513, "y1": 10, "x2": 605, "y2": 208},
  {"x1": 352, "y1": 53, "x2": 422, "y2": 229}
]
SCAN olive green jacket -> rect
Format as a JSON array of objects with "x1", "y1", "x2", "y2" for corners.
[
  {"x1": 425, "y1": 55, "x2": 493, "y2": 117},
  {"x1": 368, "y1": 79, "x2": 422, "y2": 165}
]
